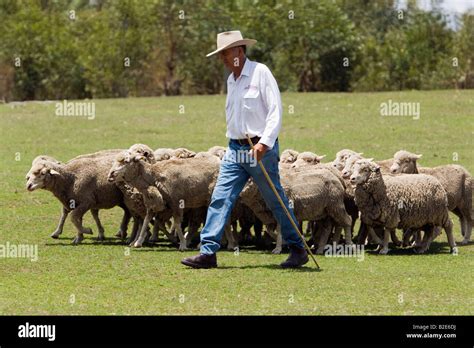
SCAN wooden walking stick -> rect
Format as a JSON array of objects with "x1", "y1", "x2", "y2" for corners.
[{"x1": 246, "y1": 134, "x2": 320, "y2": 269}]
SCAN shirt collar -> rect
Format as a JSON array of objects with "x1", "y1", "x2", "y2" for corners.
[
  {"x1": 240, "y1": 58, "x2": 252, "y2": 77},
  {"x1": 228, "y1": 58, "x2": 253, "y2": 84}
]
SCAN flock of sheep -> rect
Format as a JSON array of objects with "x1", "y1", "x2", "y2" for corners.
[{"x1": 25, "y1": 144, "x2": 473, "y2": 255}]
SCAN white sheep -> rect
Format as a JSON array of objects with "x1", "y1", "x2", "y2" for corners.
[
  {"x1": 108, "y1": 145, "x2": 220, "y2": 250},
  {"x1": 350, "y1": 159, "x2": 456, "y2": 254},
  {"x1": 26, "y1": 152, "x2": 131, "y2": 244},
  {"x1": 390, "y1": 150, "x2": 473, "y2": 244}
]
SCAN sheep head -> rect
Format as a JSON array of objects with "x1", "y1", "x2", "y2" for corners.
[
  {"x1": 128, "y1": 144, "x2": 156, "y2": 164},
  {"x1": 154, "y1": 148, "x2": 174, "y2": 161},
  {"x1": 108, "y1": 151, "x2": 141, "y2": 183},
  {"x1": 341, "y1": 153, "x2": 365, "y2": 179},
  {"x1": 172, "y1": 147, "x2": 196, "y2": 159},
  {"x1": 280, "y1": 149, "x2": 299, "y2": 164},
  {"x1": 291, "y1": 151, "x2": 326, "y2": 168},
  {"x1": 333, "y1": 149, "x2": 363, "y2": 171},
  {"x1": 26, "y1": 158, "x2": 61, "y2": 191},
  {"x1": 207, "y1": 146, "x2": 227, "y2": 160},
  {"x1": 390, "y1": 150, "x2": 422, "y2": 174},
  {"x1": 350, "y1": 159, "x2": 379, "y2": 185}
]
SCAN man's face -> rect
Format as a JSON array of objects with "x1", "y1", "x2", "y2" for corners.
[{"x1": 219, "y1": 46, "x2": 242, "y2": 70}]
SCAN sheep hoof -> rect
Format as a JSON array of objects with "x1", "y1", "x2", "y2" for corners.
[
  {"x1": 97, "y1": 235, "x2": 105, "y2": 242},
  {"x1": 378, "y1": 248, "x2": 389, "y2": 255},
  {"x1": 83, "y1": 228, "x2": 93, "y2": 235},
  {"x1": 115, "y1": 231, "x2": 126, "y2": 239},
  {"x1": 178, "y1": 244, "x2": 188, "y2": 252},
  {"x1": 50, "y1": 232, "x2": 61, "y2": 239},
  {"x1": 72, "y1": 235, "x2": 84, "y2": 245},
  {"x1": 271, "y1": 248, "x2": 282, "y2": 254},
  {"x1": 460, "y1": 239, "x2": 469, "y2": 246},
  {"x1": 133, "y1": 242, "x2": 143, "y2": 248},
  {"x1": 149, "y1": 237, "x2": 159, "y2": 243}
]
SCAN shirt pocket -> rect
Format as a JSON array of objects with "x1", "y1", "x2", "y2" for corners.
[{"x1": 242, "y1": 89, "x2": 260, "y2": 113}]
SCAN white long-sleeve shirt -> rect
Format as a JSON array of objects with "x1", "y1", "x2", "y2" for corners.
[{"x1": 225, "y1": 58, "x2": 282, "y2": 149}]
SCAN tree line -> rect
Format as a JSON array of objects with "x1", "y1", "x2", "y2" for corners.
[{"x1": 0, "y1": 0, "x2": 472, "y2": 101}]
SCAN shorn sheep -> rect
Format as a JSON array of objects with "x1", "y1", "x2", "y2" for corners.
[
  {"x1": 390, "y1": 150, "x2": 473, "y2": 244},
  {"x1": 108, "y1": 145, "x2": 220, "y2": 250},
  {"x1": 333, "y1": 149, "x2": 363, "y2": 171},
  {"x1": 350, "y1": 159, "x2": 457, "y2": 255},
  {"x1": 26, "y1": 152, "x2": 131, "y2": 244}
]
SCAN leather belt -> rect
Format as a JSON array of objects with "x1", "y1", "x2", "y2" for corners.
[{"x1": 232, "y1": 136, "x2": 261, "y2": 146}]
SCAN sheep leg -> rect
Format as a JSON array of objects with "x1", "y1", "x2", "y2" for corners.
[
  {"x1": 70, "y1": 208, "x2": 92, "y2": 245},
  {"x1": 356, "y1": 223, "x2": 368, "y2": 245},
  {"x1": 402, "y1": 229, "x2": 413, "y2": 247},
  {"x1": 115, "y1": 207, "x2": 131, "y2": 239},
  {"x1": 149, "y1": 218, "x2": 160, "y2": 243},
  {"x1": 443, "y1": 219, "x2": 457, "y2": 254},
  {"x1": 343, "y1": 225, "x2": 353, "y2": 246},
  {"x1": 173, "y1": 214, "x2": 187, "y2": 251},
  {"x1": 51, "y1": 207, "x2": 69, "y2": 238},
  {"x1": 331, "y1": 227, "x2": 342, "y2": 244},
  {"x1": 224, "y1": 223, "x2": 238, "y2": 251},
  {"x1": 379, "y1": 228, "x2": 391, "y2": 255},
  {"x1": 390, "y1": 229, "x2": 402, "y2": 247},
  {"x1": 316, "y1": 222, "x2": 332, "y2": 255},
  {"x1": 272, "y1": 225, "x2": 283, "y2": 254},
  {"x1": 415, "y1": 229, "x2": 432, "y2": 254},
  {"x1": 126, "y1": 218, "x2": 140, "y2": 245},
  {"x1": 460, "y1": 214, "x2": 472, "y2": 245},
  {"x1": 133, "y1": 210, "x2": 153, "y2": 248},
  {"x1": 161, "y1": 223, "x2": 178, "y2": 244},
  {"x1": 368, "y1": 226, "x2": 383, "y2": 246},
  {"x1": 264, "y1": 225, "x2": 281, "y2": 254},
  {"x1": 414, "y1": 230, "x2": 422, "y2": 247},
  {"x1": 91, "y1": 209, "x2": 105, "y2": 241}
]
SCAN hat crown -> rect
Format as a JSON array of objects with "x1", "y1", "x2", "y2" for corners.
[
  {"x1": 206, "y1": 30, "x2": 256, "y2": 57},
  {"x1": 217, "y1": 31, "x2": 244, "y2": 48}
]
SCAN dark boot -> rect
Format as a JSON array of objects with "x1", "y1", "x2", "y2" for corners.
[
  {"x1": 280, "y1": 245, "x2": 309, "y2": 268},
  {"x1": 181, "y1": 253, "x2": 217, "y2": 269}
]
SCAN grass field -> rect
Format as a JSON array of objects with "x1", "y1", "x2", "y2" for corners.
[{"x1": 0, "y1": 90, "x2": 473, "y2": 315}]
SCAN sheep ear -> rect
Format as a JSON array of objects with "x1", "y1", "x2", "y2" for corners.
[
  {"x1": 415, "y1": 154, "x2": 422, "y2": 159},
  {"x1": 366, "y1": 158, "x2": 374, "y2": 162},
  {"x1": 49, "y1": 169, "x2": 60, "y2": 175},
  {"x1": 316, "y1": 155, "x2": 326, "y2": 161},
  {"x1": 358, "y1": 152, "x2": 364, "y2": 156}
]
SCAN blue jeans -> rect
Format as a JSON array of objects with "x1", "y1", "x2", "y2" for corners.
[{"x1": 200, "y1": 139, "x2": 304, "y2": 255}]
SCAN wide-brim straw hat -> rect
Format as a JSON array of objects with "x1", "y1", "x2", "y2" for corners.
[{"x1": 206, "y1": 30, "x2": 257, "y2": 57}]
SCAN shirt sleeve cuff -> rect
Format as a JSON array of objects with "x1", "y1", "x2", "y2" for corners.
[{"x1": 259, "y1": 135, "x2": 275, "y2": 150}]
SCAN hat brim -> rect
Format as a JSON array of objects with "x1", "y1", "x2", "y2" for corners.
[{"x1": 206, "y1": 39, "x2": 257, "y2": 57}]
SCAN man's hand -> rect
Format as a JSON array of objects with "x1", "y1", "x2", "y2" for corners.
[{"x1": 250, "y1": 143, "x2": 268, "y2": 162}]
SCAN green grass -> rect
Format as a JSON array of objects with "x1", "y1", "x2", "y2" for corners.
[{"x1": 0, "y1": 90, "x2": 473, "y2": 315}]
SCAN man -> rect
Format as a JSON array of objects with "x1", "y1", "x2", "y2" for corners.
[{"x1": 181, "y1": 30, "x2": 308, "y2": 269}]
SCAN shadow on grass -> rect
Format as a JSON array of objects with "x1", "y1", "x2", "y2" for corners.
[
  {"x1": 44, "y1": 238, "x2": 184, "y2": 251},
  {"x1": 214, "y1": 264, "x2": 322, "y2": 272},
  {"x1": 364, "y1": 241, "x2": 457, "y2": 256}
]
